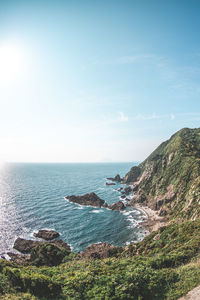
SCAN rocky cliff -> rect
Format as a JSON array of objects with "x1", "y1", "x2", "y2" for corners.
[{"x1": 124, "y1": 128, "x2": 200, "y2": 220}]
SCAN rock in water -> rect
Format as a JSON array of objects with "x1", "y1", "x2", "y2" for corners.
[
  {"x1": 108, "y1": 201, "x2": 125, "y2": 210},
  {"x1": 65, "y1": 192, "x2": 108, "y2": 208},
  {"x1": 34, "y1": 229, "x2": 60, "y2": 240},
  {"x1": 107, "y1": 174, "x2": 122, "y2": 182}
]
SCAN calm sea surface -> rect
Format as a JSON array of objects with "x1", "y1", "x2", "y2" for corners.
[{"x1": 0, "y1": 163, "x2": 147, "y2": 255}]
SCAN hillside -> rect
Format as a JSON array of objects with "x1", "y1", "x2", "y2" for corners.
[
  {"x1": 124, "y1": 128, "x2": 200, "y2": 221},
  {"x1": 0, "y1": 218, "x2": 200, "y2": 299},
  {"x1": 0, "y1": 127, "x2": 200, "y2": 299}
]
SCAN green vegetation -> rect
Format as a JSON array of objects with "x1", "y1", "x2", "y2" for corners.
[
  {"x1": 124, "y1": 128, "x2": 200, "y2": 220},
  {"x1": 1, "y1": 128, "x2": 200, "y2": 299},
  {"x1": 0, "y1": 218, "x2": 200, "y2": 299}
]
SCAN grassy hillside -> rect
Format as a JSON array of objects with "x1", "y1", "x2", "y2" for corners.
[
  {"x1": 124, "y1": 128, "x2": 200, "y2": 220},
  {"x1": 0, "y1": 218, "x2": 200, "y2": 299},
  {"x1": 1, "y1": 128, "x2": 200, "y2": 299}
]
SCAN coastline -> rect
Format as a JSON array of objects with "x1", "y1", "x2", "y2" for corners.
[{"x1": 134, "y1": 203, "x2": 169, "y2": 232}]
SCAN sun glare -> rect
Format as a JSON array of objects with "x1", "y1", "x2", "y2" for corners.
[{"x1": 0, "y1": 42, "x2": 27, "y2": 85}]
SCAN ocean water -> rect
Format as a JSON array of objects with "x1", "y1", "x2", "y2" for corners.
[{"x1": 0, "y1": 162, "x2": 147, "y2": 255}]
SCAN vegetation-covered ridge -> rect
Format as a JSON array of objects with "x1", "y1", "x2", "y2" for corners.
[
  {"x1": 124, "y1": 127, "x2": 200, "y2": 221},
  {"x1": 0, "y1": 218, "x2": 200, "y2": 299},
  {"x1": 1, "y1": 127, "x2": 200, "y2": 299}
]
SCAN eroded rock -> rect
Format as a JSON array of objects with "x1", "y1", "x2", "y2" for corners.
[
  {"x1": 34, "y1": 229, "x2": 60, "y2": 240},
  {"x1": 107, "y1": 174, "x2": 122, "y2": 182}
]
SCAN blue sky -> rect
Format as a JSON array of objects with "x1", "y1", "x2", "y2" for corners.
[{"x1": 0, "y1": 0, "x2": 200, "y2": 162}]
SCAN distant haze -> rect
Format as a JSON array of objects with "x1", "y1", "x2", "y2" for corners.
[{"x1": 0, "y1": 0, "x2": 200, "y2": 162}]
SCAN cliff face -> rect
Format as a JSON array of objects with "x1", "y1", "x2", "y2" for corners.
[{"x1": 124, "y1": 128, "x2": 200, "y2": 220}]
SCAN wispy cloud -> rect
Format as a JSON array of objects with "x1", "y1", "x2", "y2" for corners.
[
  {"x1": 132, "y1": 113, "x2": 176, "y2": 121},
  {"x1": 118, "y1": 111, "x2": 128, "y2": 122},
  {"x1": 101, "y1": 111, "x2": 129, "y2": 124},
  {"x1": 133, "y1": 113, "x2": 160, "y2": 121}
]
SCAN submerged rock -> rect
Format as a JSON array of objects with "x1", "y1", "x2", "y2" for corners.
[
  {"x1": 108, "y1": 201, "x2": 125, "y2": 210},
  {"x1": 65, "y1": 192, "x2": 108, "y2": 208},
  {"x1": 34, "y1": 229, "x2": 60, "y2": 240}
]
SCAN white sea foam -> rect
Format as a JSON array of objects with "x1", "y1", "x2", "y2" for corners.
[
  {"x1": 76, "y1": 206, "x2": 84, "y2": 210},
  {"x1": 89, "y1": 210, "x2": 102, "y2": 214}
]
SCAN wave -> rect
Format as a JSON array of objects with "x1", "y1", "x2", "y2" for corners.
[{"x1": 89, "y1": 210, "x2": 103, "y2": 214}]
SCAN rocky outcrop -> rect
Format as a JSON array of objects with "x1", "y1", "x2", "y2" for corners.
[
  {"x1": 65, "y1": 192, "x2": 125, "y2": 210},
  {"x1": 81, "y1": 243, "x2": 119, "y2": 259},
  {"x1": 34, "y1": 229, "x2": 60, "y2": 240},
  {"x1": 7, "y1": 252, "x2": 31, "y2": 265},
  {"x1": 124, "y1": 128, "x2": 200, "y2": 220},
  {"x1": 51, "y1": 239, "x2": 71, "y2": 251},
  {"x1": 14, "y1": 238, "x2": 40, "y2": 253},
  {"x1": 121, "y1": 186, "x2": 133, "y2": 195},
  {"x1": 65, "y1": 192, "x2": 108, "y2": 208},
  {"x1": 12, "y1": 233, "x2": 71, "y2": 266},
  {"x1": 108, "y1": 201, "x2": 125, "y2": 210},
  {"x1": 130, "y1": 189, "x2": 147, "y2": 205},
  {"x1": 107, "y1": 174, "x2": 122, "y2": 182},
  {"x1": 123, "y1": 166, "x2": 141, "y2": 184},
  {"x1": 13, "y1": 237, "x2": 71, "y2": 255}
]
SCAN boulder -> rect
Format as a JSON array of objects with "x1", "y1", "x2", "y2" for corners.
[
  {"x1": 106, "y1": 182, "x2": 116, "y2": 186},
  {"x1": 108, "y1": 201, "x2": 125, "y2": 210},
  {"x1": 65, "y1": 192, "x2": 108, "y2": 208},
  {"x1": 34, "y1": 229, "x2": 60, "y2": 240}
]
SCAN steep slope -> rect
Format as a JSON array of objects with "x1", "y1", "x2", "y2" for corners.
[{"x1": 124, "y1": 128, "x2": 200, "y2": 220}]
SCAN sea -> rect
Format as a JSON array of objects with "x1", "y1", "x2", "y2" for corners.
[{"x1": 0, "y1": 162, "x2": 148, "y2": 256}]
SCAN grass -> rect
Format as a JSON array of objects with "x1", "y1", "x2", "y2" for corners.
[{"x1": 0, "y1": 218, "x2": 200, "y2": 299}]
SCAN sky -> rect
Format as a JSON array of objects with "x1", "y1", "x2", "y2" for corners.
[{"x1": 0, "y1": 0, "x2": 200, "y2": 162}]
